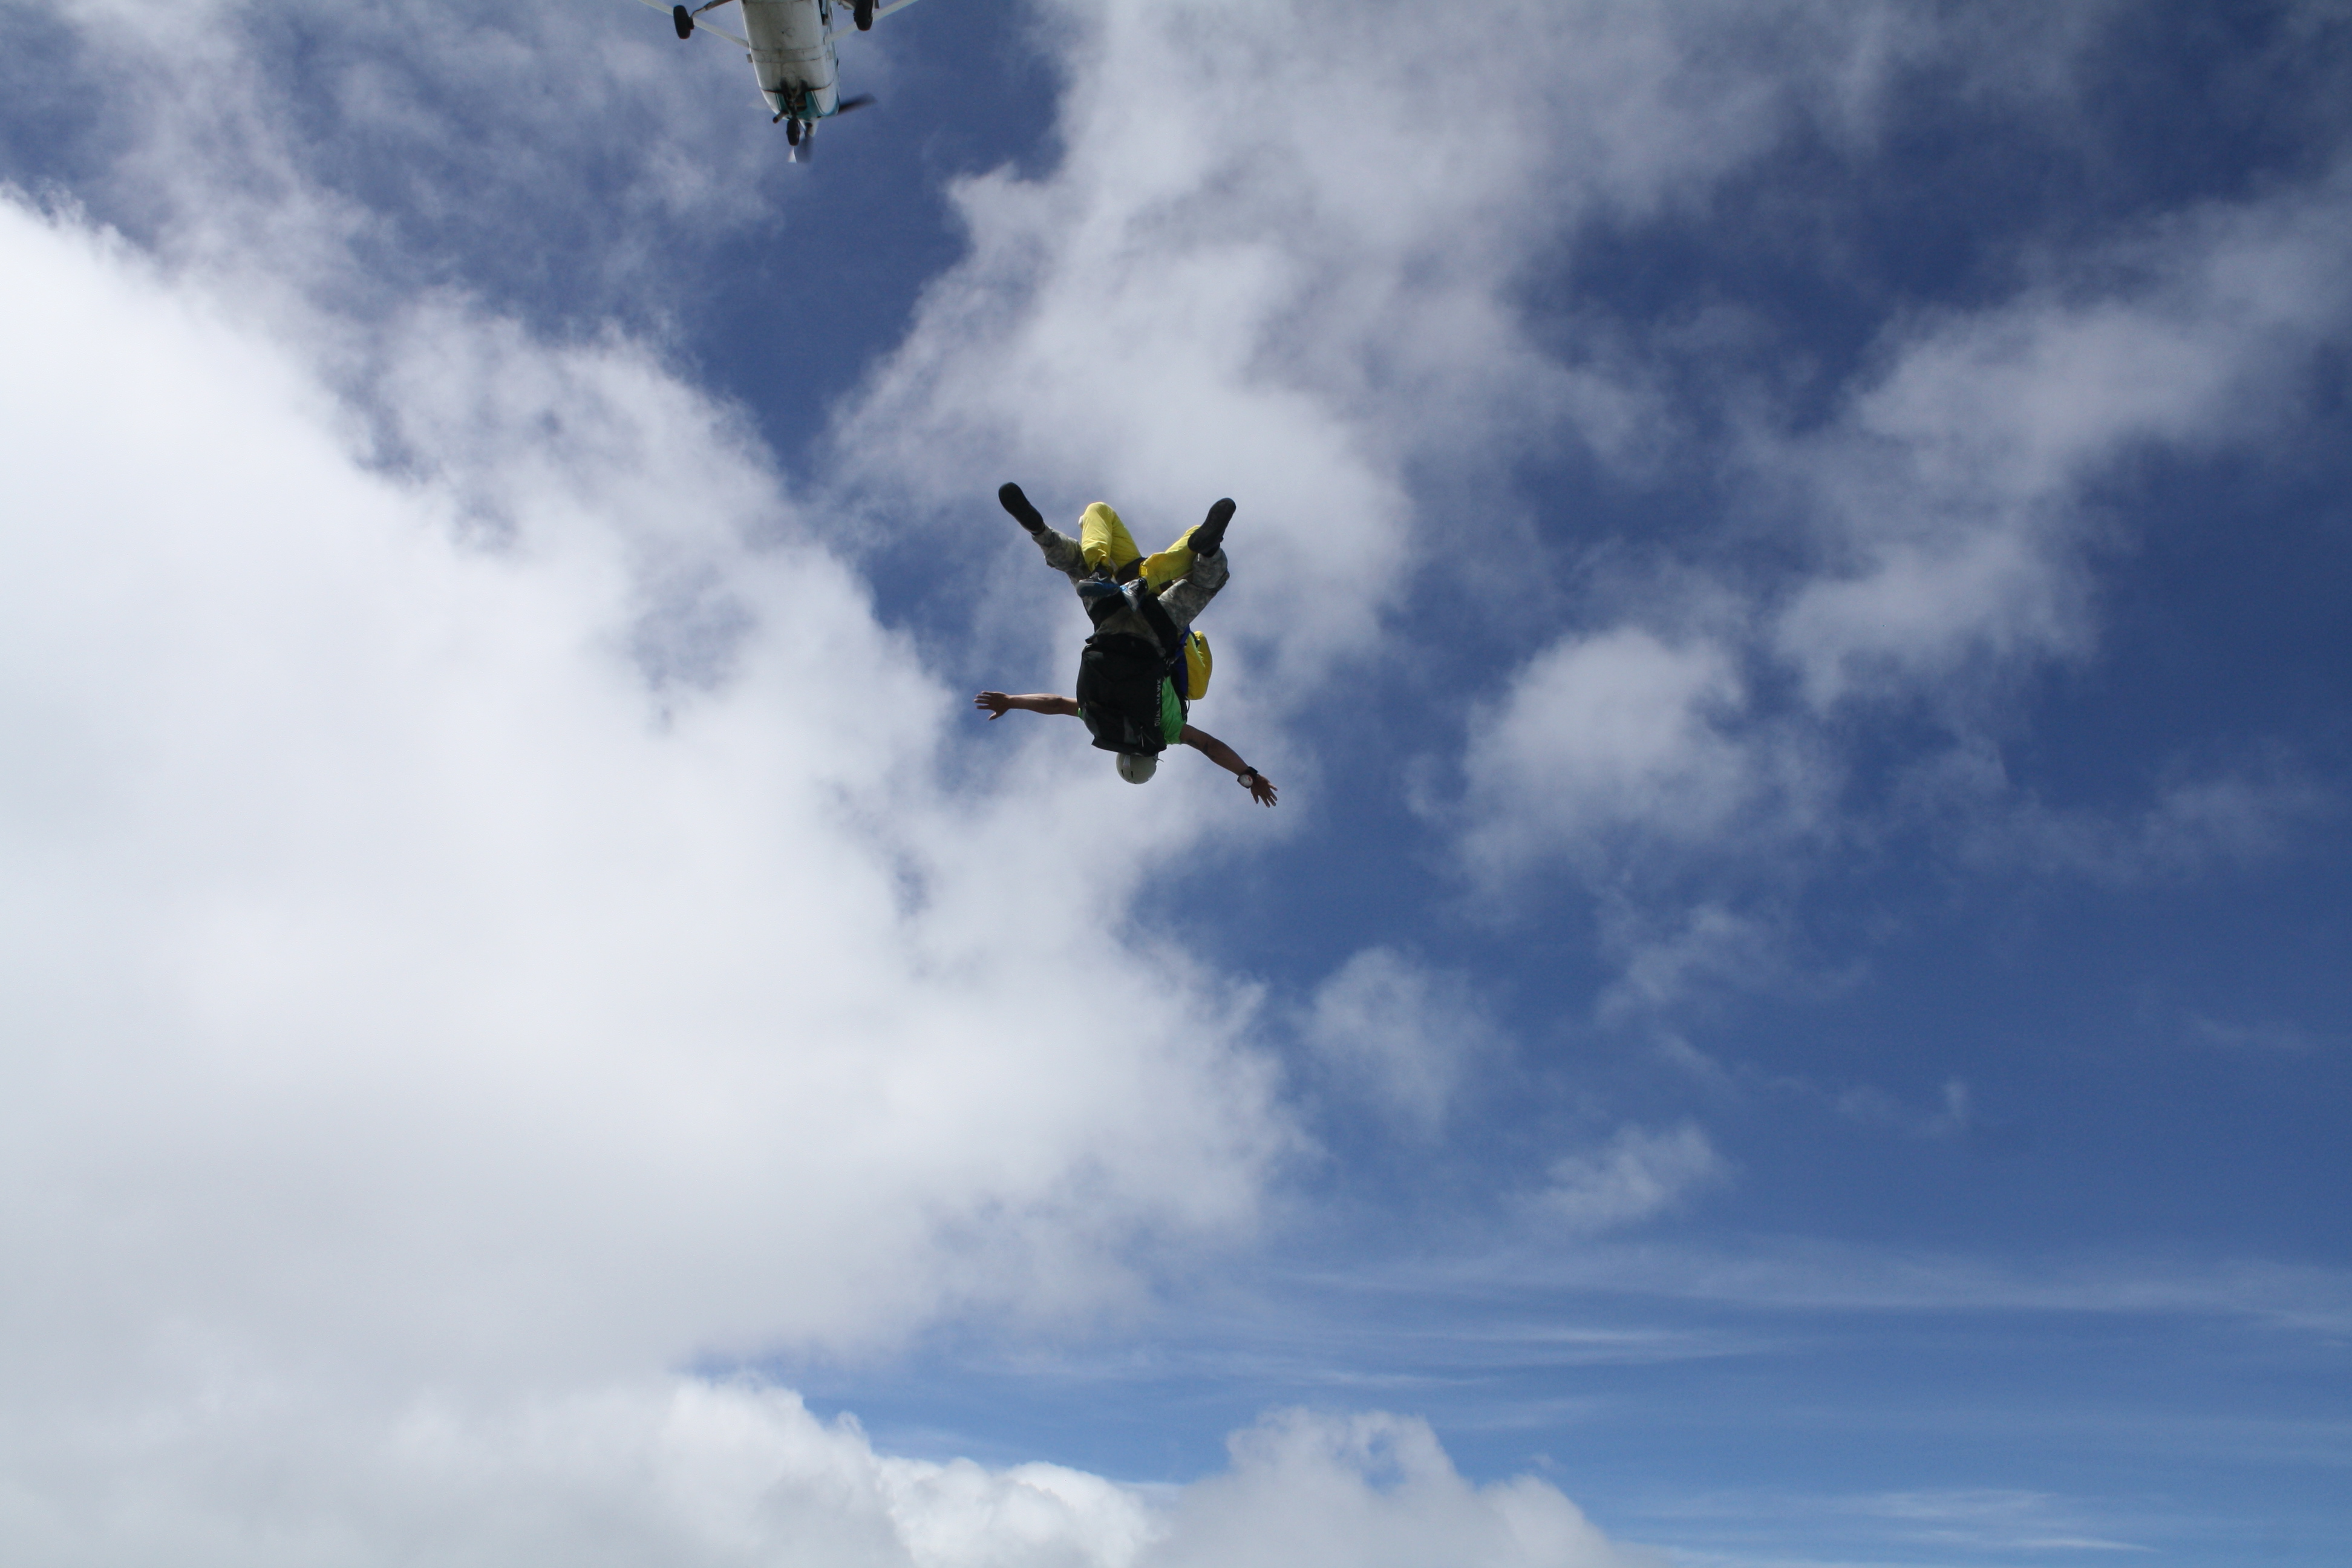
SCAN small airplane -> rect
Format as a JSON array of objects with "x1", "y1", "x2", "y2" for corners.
[{"x1": 635, "y1": 0, "x2": 925, "y2": 159}]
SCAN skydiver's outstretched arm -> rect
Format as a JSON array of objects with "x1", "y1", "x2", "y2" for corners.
[
  {"x1": 1180, "y1": 724, "x2": 1277, "y2": 806},
  {"x1": 974, "y1": 691, "x2": 1080, "y2": 719},
  {"x1": 972, "y1": 693, "x2": 1276, "y2": 806}
]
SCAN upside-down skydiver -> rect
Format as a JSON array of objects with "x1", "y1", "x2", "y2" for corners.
[{"x1": 973, "y1": 483, "x2": 1276, "y2": 806}]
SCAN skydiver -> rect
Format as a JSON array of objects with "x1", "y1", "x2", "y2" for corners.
[{"x1": 974, "y1": 483, "x2": 1278, "y2": 807}]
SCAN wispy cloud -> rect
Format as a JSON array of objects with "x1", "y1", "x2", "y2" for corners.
[
  {"x1": 1299, "y1": 948, "x2": 1503, "y2": 1137},
  {"x1": 1429, "y1": 1241, "x2": 2352, "y2": 1338},
  {"x1": 2189, "y1": 1016, "x2": 2331, "y2": 1054},
  {"x1": 1537, "y1": 1124, "x2": 1734, "y2": 1235},
  {"x1": 1648, "y1": 1485, "x2": 2156, "y2": 1564},
  {"x1": 1457, "y1": 630, "x2": 1780, "y2": 879},
  {"x1": 1834, "y1": 1077, "x2": 1971, "y2": 1140},
  {"x1": 1898, "y1": 739, "x2": 2339, "y2": 884}
]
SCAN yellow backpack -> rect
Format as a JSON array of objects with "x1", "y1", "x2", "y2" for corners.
[{"x1": 1183, "y1": 629, "x2": 1212, "y2": 702}]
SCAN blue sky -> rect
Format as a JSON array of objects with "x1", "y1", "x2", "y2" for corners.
[{"x1": 1, "y1": 1, "x2": 2346, "y2": 1565}]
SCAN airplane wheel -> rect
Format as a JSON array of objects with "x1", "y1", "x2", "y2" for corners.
[
  {"x1": 855, "y1": 0, "x2": 874, "y2": 28},
  {"x1": 672, "y1": 5, "x2": 693, "y2": 39},
  {"x1": 786, "y1": 118, "x2": 803, "y2": 146}
]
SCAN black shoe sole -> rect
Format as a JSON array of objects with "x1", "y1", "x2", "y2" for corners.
[
  {"x1": 1192, "y1": 497, "x2": 1236, "y2": 555},
  {"x1": 998, "y1": 482, "x2": 1047, "y2": 532}
]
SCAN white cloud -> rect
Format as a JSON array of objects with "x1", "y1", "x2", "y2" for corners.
[
  {"x1": 1457, "y1": 630, "x2": 1801, "y2": 883},
  {"x1": 1448, "y1": 162, "x2": 2352, "y2": 1005},
  {"x1": 1447, "y1": 1241, "x2": 2352, "y2": 1338},
  {"x1": 82, "y1": 0, "x2": 2319, "y2": 994},
  {"x1": 1772, "y1": 171, "x2": 2352, "y2": 710},
  {"x1": 1, "y1": 1379, "x2": 1658, "y2": 1568},
  {"x1": 2190, "y1": 1016, "x2": 2328, "y2": 1054},
  {"x1": 43, "y1": 0, "x2": 808, "y2": 313},
  {"x1": 1538, "y1": 1124, "x2": 1731, "y2": 1234},
  {"x1": 829, "y1": 0, "x2": 1980, "y2": 712},
  {"x1": 1148, "y1": 1408, "x2": 1664, "y2": 1568},
  {"x1": 1651, "y1": 1485, "x2": 2156, "y2": 1561},
  {"x1": 1596, "y1": 903, "x2": 1790, "y2": 1024},
  {"x1": 0, "y1": 61, "x2": 1674, "y2": 1553},
  {"x1": 0, "y1": 192, "x2": 1299, "y2": 1419},
  {"x1": 1897, "y1": 739, "x2": 2337, "y2": 883},
  {"x1": 0, "y1": 2, "x2": 1919, "y2": 1554},
  {"x1": 7, "y1": 0, "x2": 2342, "y2": 1554},
  {"x1": 1301, "y1": 947, "x2": 1501, "y2": 1135}
]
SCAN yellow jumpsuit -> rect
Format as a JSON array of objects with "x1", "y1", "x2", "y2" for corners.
[{"x1": 1079, "y1": 502, "x2": 1203, "y2": 594}]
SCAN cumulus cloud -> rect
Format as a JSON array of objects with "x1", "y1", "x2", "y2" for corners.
[
  {"x1": 0, "y1": 191, "x2": 1301, "y2": 1418},
  {"x1": 1151, "y1": 1408, "x2": 1664, "y2": 1568},
  {"x1": 3, "y1": 1380, "x2": 1657, "y2": 1568},
  {"x1": 1538, "y1": 1124, "x2": 1731, "y2": 1233}
]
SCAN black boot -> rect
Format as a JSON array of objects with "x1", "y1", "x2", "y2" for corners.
[
  {"x1": 998, "y1": 482, "x2": 1046, "y2": 534},
  {"x1": 1191, "y1": 497, "x2": 1236, "y2": 556}
]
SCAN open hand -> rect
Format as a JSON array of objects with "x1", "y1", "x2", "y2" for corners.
[
  {"x1": 973, "y1": 691, "x2": 1015, "y2": 719},
  {"x1": 1242, "y1": 771, "x2": 1278, "y2": 808}
]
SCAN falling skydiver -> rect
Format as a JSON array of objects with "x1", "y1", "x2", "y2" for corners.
[{"x1": 974, "y1": 484, "x2": 1277, "y2": 806}]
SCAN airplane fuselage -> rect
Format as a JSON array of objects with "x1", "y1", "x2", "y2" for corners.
[
  {"x1": 743, "y1": 0, "x2": 841, "y2": 122},
  {"x1": 648, "y1": 0, "x2": 906, "y2": 146}
]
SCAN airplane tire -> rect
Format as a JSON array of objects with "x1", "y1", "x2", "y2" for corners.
[
  {"x1": 786, "y1": 118, "x2": 802, "y2": 145},
  {"x1": 673, "y1": 5, "x2": 693, "y2": 40},
  {"x1": 855, "y1": 0, "x2": 874, "y2": 28}
]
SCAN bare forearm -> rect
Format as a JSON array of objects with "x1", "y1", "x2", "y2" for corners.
[
  {"x1": 1180, "y1": 724, "x2": 1276, "y2": 805},
  {"x1": 1006, "y1": 693, "x2": 1078, "y2": 716},
  {"x1": 974, "y1": 691, "x2": 1079, "y2": 719},
  {"x1": 1182, "y1": 725, "x2": 1249, "y2": 774}
]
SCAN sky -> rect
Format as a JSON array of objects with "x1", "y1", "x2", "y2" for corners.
[{"x1": 0, "y1": 0, "x2": 2347, "y2": 1564}]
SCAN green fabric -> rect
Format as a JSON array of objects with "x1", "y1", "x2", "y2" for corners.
[{"x1": 1158, "y1": 676, "x2": 1184, "y2": 743}]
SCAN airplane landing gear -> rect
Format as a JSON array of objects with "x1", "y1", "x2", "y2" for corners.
[
  {"x1": 854, "y1": 0, "x2": 874, "y2": 28},
  {"x1": 785, "y1": 117, "x2": 803, "y2": 146},
  {"x1": 672, "y1": 4, "x2": 693, "y2": 39}
]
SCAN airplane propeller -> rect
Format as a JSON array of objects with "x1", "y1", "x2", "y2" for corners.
[{"x1": 836, "y1": 94, "x2": 875, "y2": 114}]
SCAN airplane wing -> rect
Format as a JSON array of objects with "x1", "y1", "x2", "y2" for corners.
[{"x1": 630, "y1": 0, "x2": 751, "y2": 49}]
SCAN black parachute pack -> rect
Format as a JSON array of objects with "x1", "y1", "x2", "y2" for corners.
[{"x1": 1074, "y1": 580, "x2": 1191, "y2": 755}]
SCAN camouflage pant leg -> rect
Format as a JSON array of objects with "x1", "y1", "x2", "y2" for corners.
[
  {"x1": 1152, "y1": 546, "x2": 1227, "y2": 633},
  {"x1": 1033, "y1": 526, "x2": 1090, "y2": 583}
]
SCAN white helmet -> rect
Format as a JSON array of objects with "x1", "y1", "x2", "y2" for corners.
[{"x1": 1115, "y1": 751, "x2": 1158, "y2": 785}]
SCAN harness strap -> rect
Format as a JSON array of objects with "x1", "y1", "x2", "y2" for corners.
[{"x1": 1126, "y1": 583, "x2": 1192, "y2": 717}]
